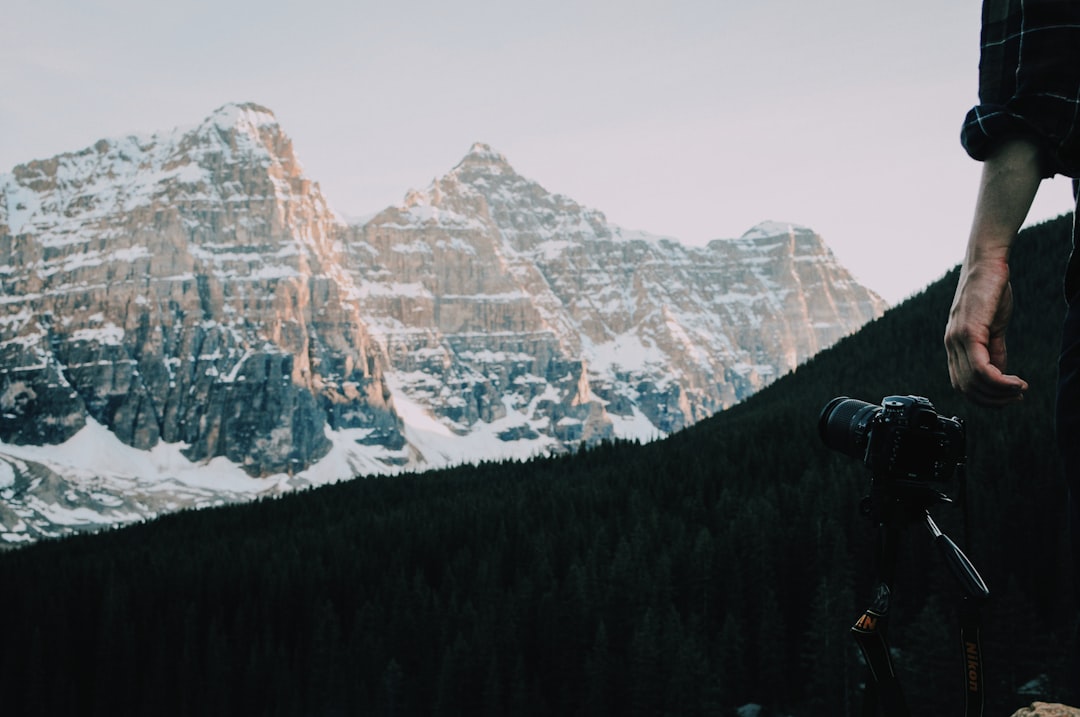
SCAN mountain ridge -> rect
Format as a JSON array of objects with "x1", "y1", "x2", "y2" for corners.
[{"x1": 0, "y1": 101, "x2": 886, "y2": 542}]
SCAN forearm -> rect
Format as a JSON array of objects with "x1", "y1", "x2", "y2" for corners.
[
  {"x1": 963, "y1": 138, "x2": 1043, "y2": 266},
  {"x1": 944, "y1": 138, "x2": 1042, "y2": 405}
]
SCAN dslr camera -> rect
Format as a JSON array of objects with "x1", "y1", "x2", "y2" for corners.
[{"x1": 818, "y1": 395, "x2": 965, "y2": 482}]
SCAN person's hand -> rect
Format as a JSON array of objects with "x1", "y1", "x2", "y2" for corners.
[{"x1": 944, "y1": 254, "x2": 1028, "y2": 406}]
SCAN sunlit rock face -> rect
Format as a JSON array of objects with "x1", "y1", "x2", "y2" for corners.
[
  {"x1": 0, "y1": 103, "x2": 397, "y2": 477},
  {"x1": 348, "y1": 142, "x2": 886, "y2": 442},
  {"x1": 0, "y1": 104, "x2": 885, "y2": 499}
]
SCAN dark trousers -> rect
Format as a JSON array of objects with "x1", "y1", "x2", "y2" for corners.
[
  {"x1": 1058, "y1": 299, "x2": 1080, "y2": 607},
  {"x1": 1056, "y1": 193, "x2": 1080, "y2": 696},
  {"x1": 1057, "y1": 190, "x2": 1080, "y2": 609}
]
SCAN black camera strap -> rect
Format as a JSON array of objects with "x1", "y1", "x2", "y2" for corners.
[
  {"x1": 960, "y1": 597, "x2": 985, "y2": 717},
  {"x1": 956, "y1": 465, "x2": 986, "y2": 717},
  {"x1": 855, "y1": 475, "x2": 988, "y2": 717},
  {"x1": 852, "y1": 581, "x2": 910, "y2": 717},
  {"x1": 852, "y1": 594, "x2": 985, "y2": 717},
  {"x1": 854, "y1": 513, "x2": 911, "y2": 717}
]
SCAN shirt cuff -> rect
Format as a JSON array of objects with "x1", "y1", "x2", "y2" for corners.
[{"x1": 961, "y1": 105, "x2": 1058, "y2": 178}]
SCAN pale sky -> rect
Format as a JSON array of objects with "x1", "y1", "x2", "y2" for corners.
[{"x1": 2, "y1": 0, "x2": 1076, "y2": 304}]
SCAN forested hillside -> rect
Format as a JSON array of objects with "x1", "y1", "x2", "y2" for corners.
[{"x1": 0, "y1": 216, "x2": 1073, "y2": 716}]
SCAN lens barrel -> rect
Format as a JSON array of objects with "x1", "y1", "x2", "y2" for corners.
[{"x1": 818, "y1": 397, "x2": 879, "y2": 460}]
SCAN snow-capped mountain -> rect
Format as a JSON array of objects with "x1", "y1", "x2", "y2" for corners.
[{"x1": 0, "y1": 103, "x2": 886, "y2": 543}]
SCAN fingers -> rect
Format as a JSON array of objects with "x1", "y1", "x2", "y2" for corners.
[
  {"x1": 946, "y1": 339, "x2": 1028, "y2": 406},
  {"x1": 944, "y1": 260, "x2": 1026, "y2": 406}
]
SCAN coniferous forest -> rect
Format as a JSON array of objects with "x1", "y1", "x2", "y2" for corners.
[{"x1": 0, "y1": 216, "x2": 1076, "y2": 716}]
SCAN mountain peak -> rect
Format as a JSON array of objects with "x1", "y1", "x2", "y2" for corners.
[
  {"x1": 451, "y1": 142, "x2": 514, "y2": 176},
  {"x1": 203, "y1": 102, "x2": 279, "y2": 133},
  {"x1": 192, "y1": 102, "x2": 284, "y2": 149},
  {"x1": 740, "y1": 221, "x2": 814, "y2": 240},
  {"x1": 466, "y1": 142, "x2": 507, "y2": 162},
  {"x1": 183, "y1": 102, "x2": 304, "y2": 175}
]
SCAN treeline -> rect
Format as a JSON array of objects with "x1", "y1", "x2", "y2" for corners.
[{"x1": 0, "y1": 216, "x2": 1075, "y2": 716}]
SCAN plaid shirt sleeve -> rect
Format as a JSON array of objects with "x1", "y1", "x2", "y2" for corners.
[{"x1": 961, "y1": 0, "x2": 1080, "y2": 178}]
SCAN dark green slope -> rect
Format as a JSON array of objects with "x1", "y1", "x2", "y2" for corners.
[{"x1": 0, "y1": 215, "x2": 1073, "y2": 716}]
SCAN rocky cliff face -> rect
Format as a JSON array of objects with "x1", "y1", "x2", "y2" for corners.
[
  {"x1": 351, "y1": 144, "x2": 886, "y2": 444},
  {"x1": 0, "y1": 103, "x2": 886, "y2": 542},
  {"x1": 0, "y1": 103, "x2": 398, "y2": 477}
]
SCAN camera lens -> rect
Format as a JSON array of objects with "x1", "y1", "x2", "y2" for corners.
[{"x1": 819, "y1": 397, "x2": 879, "y2": 460}]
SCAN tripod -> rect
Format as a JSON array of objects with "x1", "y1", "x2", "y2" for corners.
[{"x1": 852, "y1": 475, "x2": 989, "y2": 717}]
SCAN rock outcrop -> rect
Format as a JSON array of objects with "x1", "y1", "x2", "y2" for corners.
[{"x1": 1011, "y1": 703, "x2": 1080, "y2": 717}]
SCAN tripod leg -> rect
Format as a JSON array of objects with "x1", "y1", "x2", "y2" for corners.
[{"x1": 924, "y1": 511, "x2": 990, "y2": 600}]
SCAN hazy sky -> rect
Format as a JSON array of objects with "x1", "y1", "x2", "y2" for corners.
[{"x1": 2, "y1": 0, "x2": 1076, "y2": 304}]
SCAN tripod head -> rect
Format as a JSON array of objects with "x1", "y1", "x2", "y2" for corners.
[{"x1": 862, "y1": 473, "x2": 989, "y2": 602}]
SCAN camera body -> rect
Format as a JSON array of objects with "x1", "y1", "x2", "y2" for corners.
[{"x1": 819, "y1": 395, "x2": 965, "y2": 482}]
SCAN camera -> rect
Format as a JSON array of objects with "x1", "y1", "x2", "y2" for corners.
[{"x1": 818, "y1": 395, "x2": 965, "y2": 481}]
